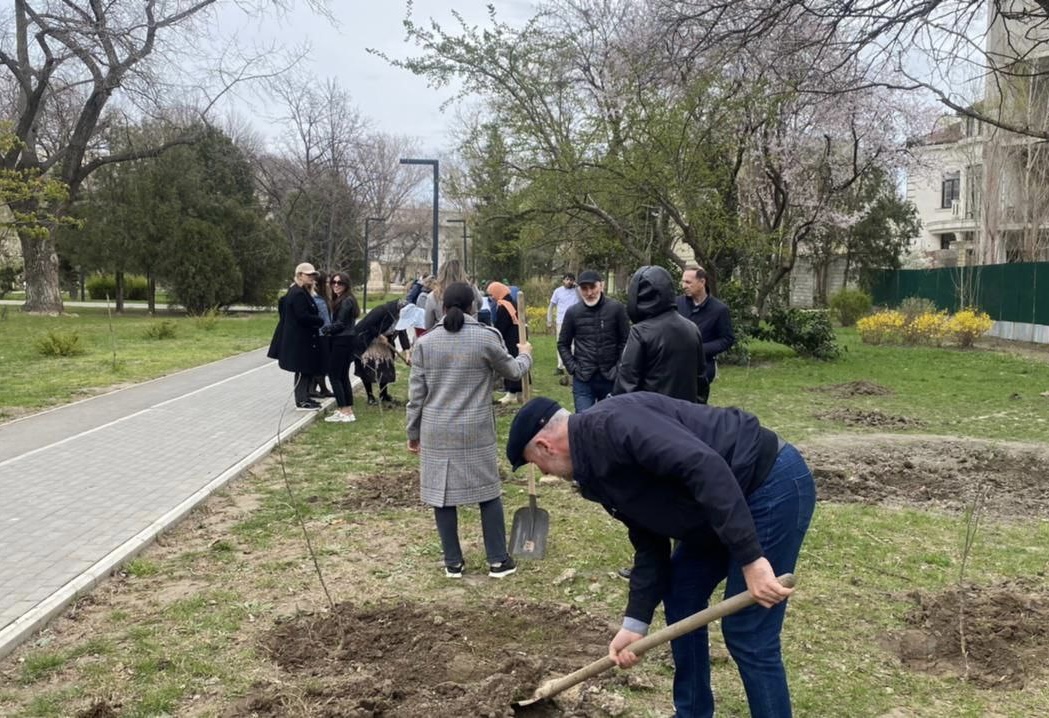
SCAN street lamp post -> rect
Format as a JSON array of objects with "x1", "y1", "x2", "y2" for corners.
[
  {"x1": 399, "y1": 158, "x2": 439, "y2": 275},
  {"x1": 364, "y1": 216, "x2": 385, "y2": 310},
  {"x1": 446, "y1": 218, "x2": 467, "y2": 269}
]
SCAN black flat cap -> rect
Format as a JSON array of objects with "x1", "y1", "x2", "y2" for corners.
[{"x1": 506, "y1": 397, "x2": 563, "y2": 470}]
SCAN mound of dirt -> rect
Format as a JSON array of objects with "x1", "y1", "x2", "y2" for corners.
[
  {"x1": 888, "y1": 581, "x2": 1049, "y2": 688},
  {"x1": 234, "y1": 598, "x2": 625, "y2": 717},
  {"x1": 800, "y1": 435, "x2": 1049, "y2": 517},
  {"x1": 814, "y1": 408, "x2": 923, "y2": 428},
  {"x1": 811, "y1": 380, "x2": 893, "y2": 397},
  {"x1": 340, "y1": 469, "x2": 420, "y2": 509},
  {"x1": 76, "y1": 701, "x2": 118, "y2": 718}
]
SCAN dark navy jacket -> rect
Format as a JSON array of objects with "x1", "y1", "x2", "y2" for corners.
[
  {"x1": 675, "y1": 294, "x2": 735, "y2": 383},
  {"x1": 568, "y1": 392, "x2": 778, "y2": 625}
]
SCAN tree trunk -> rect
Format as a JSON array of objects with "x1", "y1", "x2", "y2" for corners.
[
  {"x1": 18, "y1": 229, "x2": 64, "y2": 314},
  {"x1": 115, "y1": 270, "x2": 125, "y2": 313},
  {"x1": 147, "y1": 271, "x2": 156, "y2": 315}
]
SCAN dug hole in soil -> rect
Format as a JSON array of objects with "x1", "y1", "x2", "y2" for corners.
[
  {"x1": 800, "y1": 433, "x2": 1049, "y2": 688},
  {"x1": 233, "y1": 598, "x2": 639, "y2": 717}
]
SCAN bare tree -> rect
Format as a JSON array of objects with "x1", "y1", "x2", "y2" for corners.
[
  {"x1": 1, "y1": 0, "x2": 329, "y2": 313},
  {"x1": 256, "y1": 75, "x2": 367, "y2": 271}
]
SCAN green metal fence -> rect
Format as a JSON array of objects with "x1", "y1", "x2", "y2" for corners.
[{"x1": 869, "y1": 262, "x2": 1049, "y2": 325}]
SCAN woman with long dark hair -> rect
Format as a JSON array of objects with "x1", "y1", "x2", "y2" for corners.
[
  {"x1": 406, "y1": 282, "x2": 533, "y2": 578},
  {"x1": 486, "y1": 281, "x2": 523, "y2": 404},
  {"x1": 324, "y1": 271, "x2": 360, "y2": 423}
]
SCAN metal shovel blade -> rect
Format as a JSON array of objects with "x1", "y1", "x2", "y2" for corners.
[{"x1": 510, "y1": 494, "x2": 549, "y2": 559}]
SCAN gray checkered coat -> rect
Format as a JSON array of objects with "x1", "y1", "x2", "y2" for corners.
[{"x1": 406, "y1": 315, "x2": 532, "y2": 507}]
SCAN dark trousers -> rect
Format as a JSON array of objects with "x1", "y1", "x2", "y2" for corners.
[
  {"x1": 328, "y1": 341, "x2": 355, "y2": 408},
  {"x1": 433, "y1": 497, "x2": 510, "y2": 567},
  {"x1": 293, "y1": 373, "x2": 310, "y2": 405},
  {"x1": 664, "y1": 444, "x2": 816, "y2": 718}
]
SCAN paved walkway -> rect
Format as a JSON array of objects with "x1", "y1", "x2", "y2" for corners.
[{"x1": 0, "y1": 349, "x2": 341, "y2": 659}]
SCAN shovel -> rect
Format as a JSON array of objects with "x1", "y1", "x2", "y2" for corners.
[
  {"x1": 512, "y1": 573, "x2": 797, "y2": 710},
  {"x1": 508, "y1": 291, "x2": 549, "y2": 559},
  {"x1": 509, "y1": 469, "x2": 550, "y2": 559}
]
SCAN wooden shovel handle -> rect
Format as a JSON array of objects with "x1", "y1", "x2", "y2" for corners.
[{"x1": 527, "y1": 573, "x2": 796, "y2": 703}]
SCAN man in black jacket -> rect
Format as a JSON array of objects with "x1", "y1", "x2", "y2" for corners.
[
  {"x1": 506, "y1": 393, "x2": 815, "y2": 718},
  {"x1": 677, "y1": 267, "x2": 735, "y2": 403},
  {"x1": 613, "y1": 265, "x2": 707, "y2": 403},
  {"x1": 556, "y1": 270, "x2": 630, "y2": 412}
]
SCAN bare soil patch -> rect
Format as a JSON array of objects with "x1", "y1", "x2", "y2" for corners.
[
  {"x1": 339, "y1": 468, "x2": 420, "y2": 510},
  {"x1": 810, "y1": 380, "x2": 893, "y2": 397},
  {"x1": 814, "y1": 407, "x2": 923, "y2": 429},
  {"x1": 799, "y1": 434, "x2": 1049, "y2": 517},
  {"x1": 888, "y1": 580, "x2": 1049, "y2": 688},
  {"x1": 233, "y1": 598, "x2": 627, "y2": 717},
  {"x1": 76, "y1": 700, "x2": 119, "y2": 718}
]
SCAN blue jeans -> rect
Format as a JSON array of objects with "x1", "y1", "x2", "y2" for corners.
[
  {"x1": 663, "y1": 444, "x2": 816, "y2": 718},
  {"x1": 572, "y1": 374, "x2": 614, "y2": 412}
]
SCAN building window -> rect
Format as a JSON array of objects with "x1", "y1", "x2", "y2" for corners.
[{"x1": 941, "y1": 175, "x2": 960, "y2": 208}]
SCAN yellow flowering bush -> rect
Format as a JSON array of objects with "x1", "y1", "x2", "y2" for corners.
[
  {"x1": 947, "y1": 308, "x2": 993, "y2": 348},
  {"x1": 856, "y1": 310, "x2": 906, "y2": 344},
  {"x1": 903, "y1": 311, "x2": 950, "y2": 346},
  {"x1": 525, "y1": 306, "x2": 551, "y2": 333},
  {"x1": 859, "y1": 307, "x2": 992, "y2": 348}
]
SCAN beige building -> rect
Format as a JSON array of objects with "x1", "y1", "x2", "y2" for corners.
[{"x1": 906, "y1": 0, "x2": 1049, "y2": 267}]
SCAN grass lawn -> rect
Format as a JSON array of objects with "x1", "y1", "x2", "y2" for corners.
[
  {"x1": 1, "y1": 329, "x2": 1048, "y2": 716},
  {"x1": 0, "y1": 308, "x2": 277, "y2": 419}
]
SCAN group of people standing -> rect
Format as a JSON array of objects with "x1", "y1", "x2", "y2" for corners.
[
  {"x1": 549, "y1": 265, "x2": 736, "y2": 412},
  {"x1": 267, "y1": 262, "x2": 411, "y2": 423}
]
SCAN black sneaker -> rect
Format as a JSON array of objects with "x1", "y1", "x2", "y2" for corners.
[
  {"x1": 616, "y1": 567, "x2": 631, "y2": 580},
  {"x1": 366, "y1": 397, "x2": 378, "y2": 406},
  {"x1": 445, "y1": 562, "x2": 464, "y2": 579},
  {"x1": 488, "y1": 558, "x2": 517, "y2": 578},
  {"x1": 296, "y1": 400, "x2": 322, "y2": 411}
]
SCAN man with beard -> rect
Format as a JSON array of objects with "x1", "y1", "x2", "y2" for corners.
[{"x1": 556, "y1": 270, "x2": 630, "y2": 412}]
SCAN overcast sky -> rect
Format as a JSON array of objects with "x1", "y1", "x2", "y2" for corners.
[{"x1": 218, "y1": 1, "x2": 537, "y2": 155}]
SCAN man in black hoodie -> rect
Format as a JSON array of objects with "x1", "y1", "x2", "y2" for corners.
[
  {"x1": 556, "y1": 270, "x2": 630, "y2": 412},
  {"x1": 506, "y1": 393, "x2": 815, "y2": 718},
  {"x1": 613, "y1": 266, "x2": 707, "y2": 403}
]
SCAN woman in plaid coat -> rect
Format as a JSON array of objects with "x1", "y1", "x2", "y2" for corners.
[{"x1": 406, "y1": 282, "x2": 533, "y2": 579}]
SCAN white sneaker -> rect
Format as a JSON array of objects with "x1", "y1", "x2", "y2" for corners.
[
  {"x1": 498, "y1": 392, "x2": 515, "y2": 404},
  {"x1": 325, "y1": 412, "x2": 356, "y2": 423}
]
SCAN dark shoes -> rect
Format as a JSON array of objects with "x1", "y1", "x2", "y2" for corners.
[
  {"x1": 444, "y1": 558, "x2": 517, "y2": 578},
  {"x1": 310, "y1": 389, "x2": 334, "y2": 399},
  {"x1": 489, "y1": 557, "x2": 517, "y2": 578},
  {"x1": 296, "y1": 400, "x2": 322, "y2": 411},
  {"x1": 366, "y1": 396, "x2": 379, "y2": 406},
  {"x1": 616, "y1": 567, "x2": 631, "y2": 580}
]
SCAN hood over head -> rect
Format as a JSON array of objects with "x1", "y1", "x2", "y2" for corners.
[{"x1": 627, "y1": 265, "x2": 676, "y2": 323}]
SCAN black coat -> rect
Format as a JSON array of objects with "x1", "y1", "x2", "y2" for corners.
[
  {"x1": 556, "y1": 294, "x2": 630, "y2": 381},
  {"x1": 675, "y1": 293, "x2": 735, "y2": 383},
  {"x1": 271, "y1": 284, "x2": 324, "y2": 375},
  {"x1": 613, "y1": 266, "x2": 707, "y2": 403}
]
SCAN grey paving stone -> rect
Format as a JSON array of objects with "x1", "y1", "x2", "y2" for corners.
[{"x1": 0, "y1": 347, "x2": 351, "y2": 656}]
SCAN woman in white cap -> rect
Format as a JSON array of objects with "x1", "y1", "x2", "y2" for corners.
[{"x1": 269, "y1": 262, "x2": 325, "y2": 410}]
